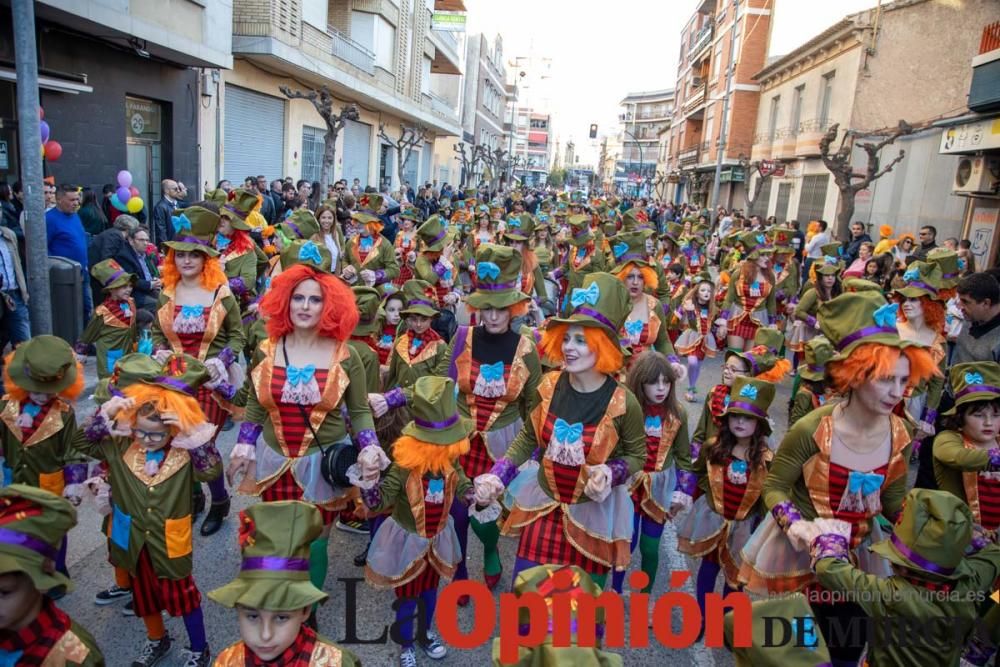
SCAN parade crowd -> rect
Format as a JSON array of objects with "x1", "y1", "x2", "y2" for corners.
[{"x1": 2, "y1": 178, "x2": 1000, "y2": 667}]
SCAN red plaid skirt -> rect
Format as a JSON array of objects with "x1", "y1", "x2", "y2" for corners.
[
  {"x1": 130, "y1": 547, "x2": 201, "y2": 618},
  {"x1": 395, "y1": 561, "x2": 441, "y2": 598},
  {"x1": 261, "y1": 469, "x2": 339, "y2": 525},
  {"x1": 516, "y1": 506, "x2": 608, "y2": 575},
  {"x1": 728, "y1": 315, "x2": 760, "y2": 341},
  {"x1": 196, "y1": 386, "x2": 228, "y2": 429}
]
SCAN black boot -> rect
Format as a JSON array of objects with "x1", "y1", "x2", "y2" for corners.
[
  {"x1": 353, "y1": 542, "x2": 370, "y2": 567},
  {"x1": 192, "y1": 487, "x2": 206, "y2": 519},
  {"x1": 200, "y1": 497, "x2": 230, "y2": 536}
]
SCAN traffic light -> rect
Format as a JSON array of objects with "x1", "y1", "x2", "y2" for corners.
[{"x1": 589, "y1": 124, "x2": 597, "y2": 139}]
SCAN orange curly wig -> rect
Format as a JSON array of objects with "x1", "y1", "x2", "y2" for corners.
[
  {"x1": 895, "y1": 295, "x2": 946, "y2": 335},
  {"x1": 221, "y1": 229, "x2": 256, "y2": 258},
  {"x1": 260, "y1": 263, "x2": 359, "y2": 342},
  {"x1": 465, "y1": 301, "x2": 530, "y2": 317},
  {"x1": 391, "y1": 435, "x2": 470, "y2": 477},
  {"x1": 827, "y1": 343, "x2": 940, "y2": 394},
  {"x1": 615, "y1": 263, "x2": 658, "y2": 290},
  {"x1": 539, "y1": 322, "x2": 624, "y2": 375},
  {"x1": 160, "y1": 249, "x2": 228, "y2": 291},
  {"x1": 3, "y1": 353, "x2": 84, "y2": 402},
  {"x1": 115, "y1": 382, "x2": 206, "y2": 434}
]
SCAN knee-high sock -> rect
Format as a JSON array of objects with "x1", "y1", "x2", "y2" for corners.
[
  {"x1": 308, "y1": 538, "x2": 329, "y2": 592},
  {"x1": 206, "y1": 474, "x2": 228, "y2": 503},
  {"x1": 470, "y1": 516, "x2": 502, "y2": 576},
  {"x1": 55, "y1": 535, "x2": 68, "y2": 576},
  {"x1": 612, "y1": 513, "x2": 643, "y2": 593},
  {"x1": 638, "y1": 517, "x2": 665, "y2": 594},
  {"x1": 142, "y1": 614, "x2": 165, "y2": 641},
  {"x1": 450, "y1": 498, "x2": 470, "y2": 581},
  {"x1": 590, "y1": 571, "x2": 607, "y2": 590},
  {"x1": 115, "y1": 566, "x2": 131, "y2": 589},
  {"x1": 395, "y1": 597, "x2": 418, "y2": 648},
  {"x1": 695, "y1": 559, "x2": 721, "y2": 619},
  {"x1": 419, "y1": 588, "x2": 439, "y2": 639},
  {"x1": 687, "y1": 355, "x2": 701, "y2": 390},
  {"x1": 182, "y1": 606, "x2": 207, "y2": 652}
]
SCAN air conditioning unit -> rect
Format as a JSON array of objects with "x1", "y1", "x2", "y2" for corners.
[{"x1": 954, "y1": 155, "x2": 1000, "y2": 194}]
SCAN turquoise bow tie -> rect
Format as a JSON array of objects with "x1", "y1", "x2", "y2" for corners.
[
  {"x1": 738, "y1": 383, "x2": 758, "y2": 400},
  {"x1": 965, "y1": 371, "x2": 985, "y2": 385},
  {"x1": 138, "y1": 331, "x2": 153, "y2": 356},
  {"x1": 824, "y1": 255, "x2": 839, "y2": 265},
  {"x1": 121, "y1": 302, "x2": 131, "y2": 318},
  {"x1": 427, "y1": 477, "x2": 444, "y2": 496},
  {"x1": 171, "y1": 213, "x2": 191, "y2": 234},
  {"x1": 847, "y1": 470, "x2": 884, "y2": 496},
  {"x1": 411, "y1": 339, "x2": 424, "y2": 350},
  {"x1": 146, "y1": 449, "x2": 166, "y2": 465},
  {"x1": 287, "y1": 364, "x2": 316, "y2": 386},
  {"x1": 216, "y1": 233, "x2": 231, "y2": 249},
  {"x1": 477, "y1": 261, "x2": 500, "y2": 281},
  {"x1": 380, "y1": 334, "x2": 394, "y2": 345},
  {"x1": 298, "y1": 241, "x2": 323, "y2": 264},
  {"x1": 774, "y1": 264, "x2": 783, "y2": 273},
  {"x1": 480, "y1": 361, "x2": 504, "y2": 382},
  {"x1": 0, "y1": 649, "x2": 24, "y2": 667},
  {"x1": 644, "y1": 415, "x2": 661, "y2": 432},
  {"x1": 873, "y1": 303, "x2": 898, "y2": 328},
  {"x1": 570, "y1": 282, "x2": 600, "y2": 308},
  {"x1": 625, "y1": 319, "x2": 644, "y2": 337},
  {"x1": 553, "y1": 418, "x2": 583, "y2": 443},
  {"x1": 750, "y1": 280, "x2": 761, "y2": 291},
  {"x1": 730, "y1": 459, "x2": 748, "y2": 474},
  {"x1": 181, "y1": 305, "x2": 204, "y2": 318},
  {"x1": 264, "y1": 276, "x2": 272, "y2": 290},
  {"x1": 903, "y1": 267, "x2": 919, "y2": 282},
  {"x1": 23, "y1": 402, "x2": 41, "y2": 418},
  {"x1": 360, "y1": 237, "x2": 374, "y2": 251},
  {"x1": 576, "y1": 247, "x2": 587, "y2": 259},
  {"x1": 507, "y1": 218, "x2": 521, "y2": 229},
  {"x1": 755, "y1": 234, "x2": 766, "y2": 245},
  {"x1": 613, "y1": 242, "x2": 628, "y2": 258}
]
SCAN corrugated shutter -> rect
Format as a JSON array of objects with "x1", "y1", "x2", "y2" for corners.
[
  {"x1": 421, "y1": 141, "x2": 432, "y2": 185},
  {"x1": 750, "y1": 177, "x2": 772, "y2": 217},
  {"x1": 301, "y1": 126, "x2": 325, "y2": 183},
  {"x1": 775, "y1": 182, "x2": 792, "y2": 221},
  {"x1": 342, "y1": 119, "x2": 371, "y2": 187},
  {"x1": 797, "y1": 174, "x2": 830, "y2": 223},
  {"x1": 224, "y1": 85, "x2": 285, "y2": 184},
  {"x1": 403, "y1": 150, "x2": 419, "y2": 187}
]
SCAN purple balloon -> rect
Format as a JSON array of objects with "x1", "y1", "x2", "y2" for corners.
[
  {"x1": 110, "y1": 193, "x2": 128, "y2": 212},
  {"x1": 39, "y1": 120, "x2": 50, "y2": 144},
  {"x1": 117, "y1": 170, "x2": 132, "y2": 188},
  {"x1": 116, "y1": 186, "x2": 131, "y2": 202}
]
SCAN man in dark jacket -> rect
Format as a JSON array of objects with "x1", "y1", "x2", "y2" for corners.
[
  {"x1": 843, "y1": 221, "x2": 873, "y2": 263},
  {"x1": 113, "y1": 224, "x2": 161, "y2": 310},
  {"x1": 88, "y1": 216, "x2": 135, "y2": 299},
  {"x1": 150, "y1": 179, "x2": 185, "y2": 247}
]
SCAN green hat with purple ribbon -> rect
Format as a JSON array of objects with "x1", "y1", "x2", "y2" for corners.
[
  {"x1": 610, "y1": 231, "x2": 653, "y2": 271},
  {"x1": 895, "y1": 260, "x2": 943, "y2": 300},
  {"x1": 91, "y1": 258, "x2": 135, "y2": 291},
  {"x1": 0, "y1": 485, "x2": 77, "y2": 594},
  {"x1": 818, "y1": 291, "x2": 914, "y2": 361},
  {"x1": 466, "y1": 244, "x2": 530, "y2": 311},
  {"x1": 548, "y1": 272, "x2": 630, "y2": 354},
  {"x1": 402, "y1": 376, "x2": 472, "y2": 445},
  {"x1": 724, "y1": 376, "x2": 776, "y2": 422},
  {"x1": 943, "y1": 362, "x2": 1000, "y2": 415}
]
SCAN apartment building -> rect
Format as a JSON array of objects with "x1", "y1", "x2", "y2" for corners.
[
  {"x1": 665, "y1": 0, "x2": 772, "y2": 207},
  {"x1": 617, "y1": 88, "x2": 675, "y2": 196},
  {"x1": 459, "y1": 32, "x2": 512, "y2": 185}
]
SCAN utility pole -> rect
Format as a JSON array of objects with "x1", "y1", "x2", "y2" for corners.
[
  {"x1": 12, "y1": 0, "x2": 52, "y2": 334},
  {"x1": 710, "y1": 0, "x2": 739, "y2": 214}
]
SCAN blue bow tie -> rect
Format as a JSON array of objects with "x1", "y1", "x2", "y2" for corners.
[
  {"x1": 215, "y1": 233, "x2": 231, "y2": 249},
  {"x1": 774, "y1": 264, "x2": 783, "y2": 273},
  {"x1": 145, "y1": 449, "x2": 166, "y2": 465},
  {"x1": 380, "y1": 334, "x2": 394, "y2": 345},
  {"x1": 613, "y1": 242, "x2": 628, "y2": 259},
  {"x1": 427, "y1": 477, "x2": 444, "y2": 497},
  {"x1": 298, "y1": 241, "x2": 323, "y2": 264},
  {"x1": 625, "y1": 319, "x2": 644, "y2": 337},
  {"x1": 480, "y1": 361, "x2": 504, "y2": 382},
  {"x1": 824, "y1": 255, "x2": 839, "y2": 265},
  {"x1": 477, "y1": 261, "x2": 500, "y2": 281},
  {"x1": 873, "y1": 303, "x2": 898, "y2": 328},
  {"x1": 181, "y1": 305, "x2": 204, "y2": 319},
  {"x1": 121, "y1": 302, "x2": 131, "y2": 318},
  {"x1": 966, "y1": 371, "x2": 985, "y2": 385},
  {"x1": 750, "y1": 280, "x2": 761, "y2": 291},
  {"x1": 411, "y1": 339, "x2": 424, "y2": 351},
  {"x1": 360, "y1": 236, "x2": 374, "y2": 251},
  {"x1": 171, "y1": 213, "x2": 191, "y2": 234},
  {"x1": 847, "y1": 470, "x2": 885, "y2": 496},
  {"x1": 570, "y1": 282, "x2": 600, "y2": 308},
  {"x1": 644, "y1": 415, "x2": 662, "y2": 432},
  {"x1": 576, "y1": 247, "x2": 587, "y2": 259},
  {"x1": 264, "y1": 276, "x2": 272, "y2": 291},
  {"x1": 0, "y1": 649, "x2": 24, "y2": 667},
  {"x1": 138, "y1": 331, "x2": 154, "y2": 356},
  {"x1": 286, "y1": 364, "x2": 316, "y2": 386},
  {"x1": 23, "y1": 402, "x2": 41, "y2": 418},
  {"x1": 553, "y1": 418, "x2": 583, "y2": 443},
  {"x1": 730, "y1": 459, "x2": 748, "y2": 474}
]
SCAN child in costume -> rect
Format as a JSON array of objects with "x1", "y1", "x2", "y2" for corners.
[
  {"x1": 394, "y1": 206, "x2": 420, "y2": 288},
  {"x1": 788, "y1": 336, "x2": 835, "y2": 428},
  {"x1": 717, "y1": 232, "x2": 777, "y2": 353},
  {"x1": 413, "y1": 215, "x2": 461, "y2": 310},
  {"x1": 0, "y1": 485, "x2": 103, "y2": 666},
  {"x1": 675, "y1": 271, "x2": 720, "y2": 403},
  {"x1": 378, "y1": 292, "x2": 405, "y2": 369},
  {"x1": 610, "y1": 351, "x2": 694, "y2": 594},
  {"x1": 384, "y1": 280, "x2": 448, "y2": 389},
  {"x1": 348, "y1": 286, "x2": 383, "y2": 394},
  {"x1": 78, "y1": 353, "x2": 220, "y2": 667},
  {"x1": 342, "y1": 193, "x2": 400, "y2": 292},
  {"x1": 208, "y1": 501, "x2": 360, "y2": 666},
  {"x1": 677, "y1": 377, "x2": 775, "y2": 624},
  {"x1": 76, "y1": 259, "x2": 138, "y2": 379},
  {"x1": 547, "y1": 214, "x2": 607, "y2": 316},
  {"x1": 353, "y1": 376, "x2": 484, "y2": 667},
  {"x1": 769, "y1": 225, "x2": 800, "y2": 334},
  {"x1": 788, "y1": 246, "x2": 842, "y2": 366},
  {"x1": 0, "y1": 335, "x2": 87, "y2": 575}
]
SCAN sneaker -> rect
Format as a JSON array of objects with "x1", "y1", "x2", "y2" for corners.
[
  {"x1": 94, "y1": 585, "x2": 132, "y2": 605},
  {"x1": 122, "y1": 599, "x2": 135, "y2": 616},
  {"x1": 399, "y1": 647, "x2": 418, "y2": 667},
  {"x1": 180, "y1": 647, "x2": 211, "y2": 667},
  {"x1": 132, "y1": 633, "x2": 172, "y2": 667},
  {"x1": 336, "y1": 518, "x2": 370, "y2": 535},
  {"x1": 419, "y1": 632, "x2": 447, "y2": 660},
  {"x1": 353, "y1": 543, "x2": 370, "y2": 567}
]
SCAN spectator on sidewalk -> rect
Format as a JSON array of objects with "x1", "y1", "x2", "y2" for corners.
[
  {"x1": 803, "y1": 219, "x2": 831, "y2": 278},
  {"x1": 43, "y1": 181, "x2": 56, "y2": 212},
  {"x1": 78, "y1": 188, "x2": 108, "y2": 236},
  {"x1": 88, "y1": 215, "x2": 137, "y2": 300},
  {"x1": 0, "y1": 221, "x2": 30, "y2": 351},
  {"x1": 953, "y1": 271, "x2": 1000, "y2": 365},
  {"x1": 914, "y1": 225, "x2": 938, "y2": 261},
  {"x1": 114, "y1": 224, "x2": 161, "y2": 311},
  {"x1": 843, "y1": 221, "x2": 872, "y2": 263},
  {"x1": 46, "y1": 184, "x2": 92, "y2": 321},
  {"x1": 150, "y1": 179, "x2": 186, "y2": 248}
]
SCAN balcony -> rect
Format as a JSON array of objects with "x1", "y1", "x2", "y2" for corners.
[
  {"x1": 751, "y1": 131, "x2": 772, "y2": 161},
  {"x1": 678, "y1": 146, "x2": 701, "y2": 166},
  {"x1": 330, "y1": 27, "x2": 375, "y2": 74},
  {"x1": 428, "y1": 23, "x2": 462, "y2": 75},
  {"x1": 425, "y1": 92, "x2": 456, "y2": 117},
  {"x1": 794, "y1": 119, "x2": 834, "y2": 157},
  {"x1": 689, "y1": 23, "x2": 714, "y2": 65},
  {"x1": 683, "y1": 84, "x2": 707, "y2": 116},
  {"x1": 970, "y1": 21, "x2": 1000, "y2": 113},
  {"x1": 771, "y1": 128, "x2": 798, "y2": 160}
]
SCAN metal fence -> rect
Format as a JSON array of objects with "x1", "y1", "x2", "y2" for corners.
[{"x1": 330, "y1": 27, "x2": 375, "y2": 74}]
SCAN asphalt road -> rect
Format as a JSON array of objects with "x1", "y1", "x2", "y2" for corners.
[{"x1": 59, "y1": 350, "x2": 792, "y2": 666}]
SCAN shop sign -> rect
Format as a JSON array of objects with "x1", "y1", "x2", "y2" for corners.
[
  {"x1": 940, "y1": 116, "x2": 1000, "y2": 154},
  {"x1": 758, "y1": 159, "x2": 785, "y2": 177},
  {"x1": 125, "y1": 96, "x2": 161, "y2": 142},
  {"x1": 431, "y1": 11, "x2": 467, "y2": 32}
]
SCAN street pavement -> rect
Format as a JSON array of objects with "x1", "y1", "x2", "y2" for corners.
[{"x1": 56, "y1": 349, "x2": 798, "y2": 666}]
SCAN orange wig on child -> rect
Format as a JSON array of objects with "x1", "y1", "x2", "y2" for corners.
[
  {"x1": 160, "y1": 249, "x2": 228, "y2": 291},
  {"x1": 827, "y1": 343, "x2": 939, "y2": 395},
  {"x1": 615, "y1": 263, "x2": 658, "y2": 290},
  {"x1": 391, "y1": 435, "x2": 470, "y2": 478},
  {"x1": 3, "y1": 354, "x2": 84, "y2": 402},
  {"x1": 260, "y1": 263, "x2": 359, "y2": 342},
  {"x1": 115, "y1": 382, "x2": 207, "y2": 434},
  {"x1": 539, "y1": 322, "x2": 624, "y2": 375}
]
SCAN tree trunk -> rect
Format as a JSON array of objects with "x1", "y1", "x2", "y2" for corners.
[
  {"x1": 835, "y1": 190, "x2": 856, "y2": 240},
  {"x1": 321, "y1": 132, "x2": 337, "y2": 194}
]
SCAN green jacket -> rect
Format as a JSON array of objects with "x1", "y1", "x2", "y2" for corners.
[
  {"x1": 555, "y1": 247, "x2": 607, "y2": 315},
  {"x1": 773, "y1": 259, "x2": 799, "y2": 304},
  {"x1": 385, "y1": 333, "x2": 448, "y2": 390},
  {"x1": 221, "y1": 247, "x2": 258, "y2": 303},
  {"x1": 344, "y1": 234, "x2": 399, "y2": 289},
  {"x1": 793, "y1": 287, "x2": 820, "y2": 323},
  {"x1": 347, "y1": 338, "x2": 380, "y2": 395},
  {"x1": 152, "y1": 284, "x2": 246, "y2": 363},
  {"x1": 0, "y1": 398, "x2": 87, "y2": 495},
  {"x1": 367, "y1": 463, "x2": 472, "y2": 535},
  {"x1": 79, "y1": 298, "x2": 137, "y2": 379},
  {"x1": 933, "y1": 430, "x2": 992, "y2": 502}
]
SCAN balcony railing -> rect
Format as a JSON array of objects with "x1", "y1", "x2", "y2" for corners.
[
  {"x1": 797, "y1": 119, "x2": 834, "y2": 135},
  {"x1": 683, "y1": 84, "x2": 706, "y2": 113},
  {"x1": 428, "y1": 91, "x2": 455, "y2": 117},
  {"x1": 330, "y1": 27, "x2": 375, "y2": 74},
  {"x1": 433, "y1": 26, "x2": 459, "y2": 52},
  {"x1": 689, "y1": 23, "x2": 713, "y2": 61},
  {"x1": 678, "y1": 147, "x2": 700, "y2": 165}
]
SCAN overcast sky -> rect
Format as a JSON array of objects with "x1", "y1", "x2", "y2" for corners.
[{"x1": 463, "y1": 0, "x2": 877, "y2": 165}]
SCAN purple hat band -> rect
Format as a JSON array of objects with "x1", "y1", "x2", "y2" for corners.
[
  {"x1": 103, "y1": 268, "x2": 127, "y2": 287},
  {"x1": 889, "y1": 533, "x2": 955, "y2": 575},
  {"x1": 572, "y1": 225, "x2": 590, "y2": 238},
  {"x1": 955, "y1": 384, "x2": 1000, "y2": 400},
  {"x1": 427, "y1": 228, "x2": 447, "y2": 245},
  {"x1": 941, "y1": 271, "x2": 959, "y2": 279},
  {"x1": 284, "y1": 221, "x2": 304, "y2": 239},
  {"x1": 407, "y1": 299, "x2": 437, "y2": 309},
  {"x1": 573, "y1": 307, "x2": 616, "y2": 331},
  {"x1": 223, "y1": 203, "x2": 248, "y2": 220},
  {"x1": 155, "y1": 376, "x2": 197, "y2": 397},
  {"x1": 0, "y1": 526, "x2": 58, "y2": 560},
  {"x1": 173, "y1": 235, "x2": 212, "y2": 248},
  {"x1": 241, "y1": 556, "x2": 310, "y2": 572},
  {"x1": 906, "y1": 281, "x2": 938, "y2": 295},
  {"x1": 834, "y1": 325, "x2": 898, "y2": 352},
  {"x1": 616, "y1": 252, "x2": 647, "y2": 264},
  {"x1": 477, "y1": 281, "x2": 519, "y2": 291},
  {"x1": 413, "y1": 413, "x2": 460, "y2": 430},
  {"x1": 726, "y1": 400, "x2": 767, "y2": 419},
  {"x1": 807, "y1": 363, "x2": 826, "y2": 373}
]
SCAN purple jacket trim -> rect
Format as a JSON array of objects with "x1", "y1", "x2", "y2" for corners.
[
  {"x1": 374, "y1": 269, "x2": 387, "y2": 285},
  {"x1": 675, "y1": 469, "x2": 698, "y2": 496},
  {"x1": 719, "y1": 309, "x2": 731, "y2": 320},
  {"x1": 921, "y1": 408, "x2": 938, "y2": 425},
  {"x1": 228, "y1": 277, "x2": 247, "y2": 298},
  {"x1": 772, "y1": 500, "x2": 803, "y2": 529},
  {"x1": 188, "y1": 443, "x2": 222, "y2": 473},
  {"x1": 811, "y1": 533, "x2": 850, "y2": 566},
  {"x1": 490, "y1": 457, "x2": 517, "y2": 486},
  {"x1": 237, "y1": 422, "x2": 263, "y2": 446},
  {"x1": 385, "y1": 387, "x2": 407, "y2": 409},
  {"x1": 356, "y1": 429, "x2": 379, "y2": 450},
  {"x1": 805, "y1": 315, "x2": 818, "y2": 329},
  {"x1": 689, "y1": 440, "x2": 701, "y2": 461},
  {"x1": 73, "y1": 341, "x2": 92, "y2": 356},
  {"x1": 989, "y1": 448, "x2": 1000, "y2": 470},
  {"x1": 63, "y1": 463, "x2": 89, "y2": 485},
  {"x1": 433, "y1": 261, "x2": 449, "y2": 279},
  {"x1": 360, "y1": 484, "x2": 382, "y2": 508},
  {"x1": 217, "y1": 346, "x2": 237, "y2": 368},
  {"x1": 607, "y1": 459, "x2": 630, "y2": 486},
  {"x1": 215, "y1": 381, "x2": 237, "y2": 401},
  {"x1": 84, "y1": 412, "x2": 111, "y2": 442}
]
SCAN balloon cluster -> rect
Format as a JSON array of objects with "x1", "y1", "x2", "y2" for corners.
[
  {"x1": 111, "y1": 170, "x2": 144, "y2": 214},
  {"x1": 39, "y1": 108, "x2": 62, "y2": 162}
]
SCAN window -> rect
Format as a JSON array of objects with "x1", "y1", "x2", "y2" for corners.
[
  {"x1": 712, "y1": 43, "x2": 723, "y2": 80},
  {"x1": 750, "y1": 177, "x2": 772, "y2": 217},
  {"x1": 302, "y1": 0, "x2": 327, "y2": 30},
  {"x1": 351, "y1": 11, "x2": 395, "y2": 71},
  {"x1": 731, "y1": 22, "x2": 741, "y2": 63},
  {"x1": 819, "y1": 71, "x2": 835, "y2": 127},
  {"x1": 301, "y1": 126, "x2": 325, "y2": 183},
  {"x1": 775, "y1": 182, "x2": 792, "y2": 220},
  {"x1": 790, "y1": 85, "x2": 804, "y2": 135},
  {"x1": 797, "y1": 174, "x2": 830, "y2": 222},
  {"x1": 421, "y1": 57, "x2": 431, "y2": 95},
  {"x1": 767, "y1": 95, "x2": 780, "y2": 141}
]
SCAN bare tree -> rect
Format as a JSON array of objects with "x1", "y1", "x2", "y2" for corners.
[
  {"x1": 474, "y1": 145, "x2": 509, "y2": 194},
  {"x1": 279, "y1": 85, "x2": 359, "y2": 193},
  {"x1": 378, "y1": 123, "x2": 429, "y2": 194},
  {"x1": 653, "y1": 170, "x2": 668, "y2": 201},
  {"x1": 453, "y1": 142, "x2": 475, "y2": 188},
  {"x1": 819, "y1": 120, "x2": 913, "y2": 237},
  {"x1": 740, "y1": 159, "x2": 775, "y2": 214}
]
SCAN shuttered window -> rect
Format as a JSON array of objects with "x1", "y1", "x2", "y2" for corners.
[
  {"x1": 301, "y1": 126, "x2": 325, "y2": 184},
  {"x1": 224, "y1": 85, "x2": 285, "y2": 184},
  {"x1": 797, "y1": 174, "x2": 830, "y2": 223},
  {"x1": 342, "y1": 118, "x2": 372, "y2": 187},
  {"x1": 750, "y1": 177, "x2": 772, "y2": 217},
  {"x1": 775, "y1": 182, "x2": 792, "y2": 221}
]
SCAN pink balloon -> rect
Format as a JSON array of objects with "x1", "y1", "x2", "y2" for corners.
[
  {"x1": 129, "y1": 186, "x2": 139, "y2": 198},
  {"x1": 117, "y1": 170, "x2": 132, "y2": 188}
]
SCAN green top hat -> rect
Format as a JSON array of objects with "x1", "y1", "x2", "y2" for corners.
[
  {"x1": 490, "y1": 198, "x2": 506, "y2": 210},
  {"x1": 739, "y1": 231, "x2": 772, "y2": 259},
  {"x1": 399, "y1": 279, "x2": 439, "y2": 318},
  {"x1": 692, "y1": 270, "x2": 714, "y2": 286},
  {"x1": 464, "y1": 188, "x2": 479, "y2": 203},
  {"x1": 220, "y1": 188, "x2": 258, "y2": 230},
  {"x1": 610, "y1": 231, "x2": 652, "y2": 271},
  {"x1": 165, "y1": 206, "x2": 220, "y2": 256},
  {"x1": 770, "y1": 225, "x2": 796, "y2": 251},
  {"x1": 91, "y1": 258, "x2": 135, "y2": 291},
  {"x1": 725, "y1": 345, "x2": 779, "y2": 378},
  {"x1": 503, "y1": 213, "x2": 536, "y2": 242},
  {"x1": 401, "y1": 376, "x2": 472, "y2": 445},
  {"x1": 819, "y1": 291, "x2": 913, "y2": 361},
  {"x1": 399, "y1": 206, "x2": 422, "y2": 222},
  {"x1": 895, "y1": 260, "x2": 943, "y2": 300},
  {"x1": 548, "y1": 273, "x2": 630, "y2": 353},
  {"x1": 799, "y1": 336, "x2": 835, "y2": 382},
  {"x1": 820, "y1": 242, "x2": 843, "y2": 259},
  {"x1": 927, "y1": 248, "x2": 962, "y2": 289},
  {"x1": 0, "y1": 485, "x2": 77, "y2": 594},
  {"x1": 752, "y1": 328, "x2": 785, "y2": 357},
  {"x1": 602, "y1": 222, "x2": 617, "y2": 237},
  {"x1": 208, "y1": 500, "x2": 328, "y2": 611},
  {"x1": 94, "y1": 353, "x2": 163, "y2": 404},
  {"x1": 621, "y1": 208, "x2": 654, "y2": 234},
  {"x1": 8, "y1": 335, "x2": 78, "y2": 394},
  {"x1": 278, "y1": 209, "x2": 321, "y2": 241},
  {"x1": 682, "y1": 232, "x2": 706, "y2": 247},
  {"x1": 151, "y1": 353, "x2": 212, "y2": 399},
  {"x1": 280, "y1": 239, "x2": 332, "y2": 273},
  {"x1": 724, "y1": 593, "x2": 831, "y2": 667},
  {"x1": 353, "y1": 286, "x2": 382, "y2": 336},
  {"x1": 352, "y1": 193, "x2": 384, "y2": 225},
  {"x1": 869, "y1": 488, "x2": 973, "y2": 581},
  {"x1": 417, "y1": 215, "x2": 449, "y2": 252},
  {"x1": 467, "y1": 244, "x2": 531, "y2": 311},
  {"x1": 204, "y1": 188, "x2": 228, "y2": 206},
  {"x1": 662, "y1": 222, "x2": 684, "y2": 243},
  {"x1": 438, "y1": 197, "x2": 452, "y2": 210},
  {"x1": 943, "y1": 362, "x2": 1000, "y2": 415},
  {"x1": 815, "y1": 253, "x2": 844, "y2": 276},
  {"x1": 842, "y1": 277, "x2": 880, "y2": 292},
  {"x1": 725, "y1": 377, "x2": 776, "y2": 421},
  {"x1": 566, "y1": 214, "x2": 594, "y2": 247}
]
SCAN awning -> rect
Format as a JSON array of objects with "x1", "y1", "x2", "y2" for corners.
[{"x1": 0, "y1": 67, "x2": 93, "y2": 94}]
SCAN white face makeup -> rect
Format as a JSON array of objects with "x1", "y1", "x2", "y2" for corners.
[{"x1": 562, "y1": 324, "x2": 597, "y2": 374}]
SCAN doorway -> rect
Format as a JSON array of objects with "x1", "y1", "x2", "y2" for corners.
[{"x1": 125, "y1": 96, "x2": 164, "y2": 209}]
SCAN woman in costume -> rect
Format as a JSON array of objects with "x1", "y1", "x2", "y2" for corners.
[
  {"x1": 342, "y1": 193, "x2": 399, "y2": 292},
  {"x1": 787, "y1": 245, "x2": 843, "y2": 362},
  {"x1": 547, "y1": 214, "x2": 608, "y2": 316},
  {"x1": 502, "y1": 214, "x2": 547, "y2": 304},
  {"x1": 675, "y1": 271, "x2": 720, "y2": 403},
  {"x1": 383, "y1": 280, "x2": 449, "y2": 390},
  {"x1": 717, "y1": 232, "x2": 776, "y2": 353},
  {"x1": 471, "y1": 205, "x2": 495, "y2": 249},
  {"x1": 216, "y1": 189, "x2": 264, "y2": 318},
  {"x1": 394, "y1": 206, "x2": 420, "y2": 288},
  {"x1": 413, "y1": 215, "x2": 460, "y2": 310}
]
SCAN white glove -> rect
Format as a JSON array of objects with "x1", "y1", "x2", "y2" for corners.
[
  {"x1": 668, "y1": 490, "x2": 693, "y2": 518},
  {"x1": 670, "y1": 362, "x2": 688, "y2": 383},
  {"x1": 153, "y1": 349, "x2": 173, "y2": 364},
  {"x1": 230, "y1": 443, "x2": 256, "y2": 461},
  {"x1": 786, "y1": 520, "x2": 822, "y2": 552},
  {"x1": 63, "y1": 483, "x2": 85, "y2": 507},
  {"x1": 357, "y1": 445, "x2": 391, "y2": 477},
  {"x1": 474, "y1": 473, "x2": 505, "y2": 505},
  {"x1": 583, "y1": 464, "x2": 612, "y2": 503}
]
